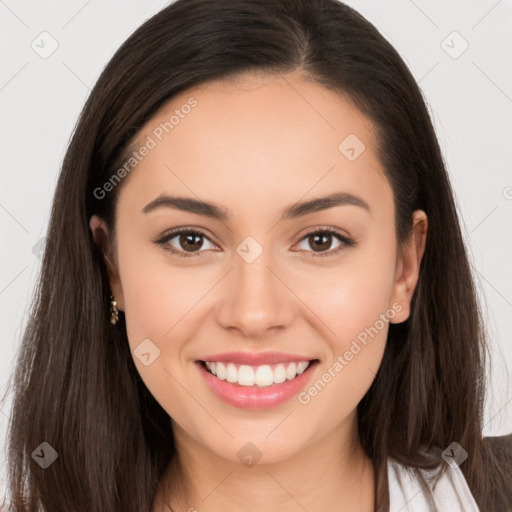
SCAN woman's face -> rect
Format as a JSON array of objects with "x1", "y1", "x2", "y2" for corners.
[{"x1": 92, "y1": 70, "x2": 426, "y2": 465}]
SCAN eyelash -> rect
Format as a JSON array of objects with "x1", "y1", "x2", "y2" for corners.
[{"x1": 153, "y1": 227, "x2": 356, "y2": 259}]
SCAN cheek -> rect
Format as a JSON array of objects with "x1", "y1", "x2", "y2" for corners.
[
  {"x1": 115, "y1": 229, "x2": 186, "y2": 368},
  {"x1": 292, "y1": 236, "x2": 397, "y2": 404},
  {"x1": 116, "y1": 231, "x2": 215, "y2": 400},
  {"x1": 320, "y1": 273, "x2": 394, "y2": 352},
  {"x1": 294, "y1": 275, "x2": 393, "y2": 427},
  {"x1": 116, "y1": 224, "x2": 194, "y2": 335},
  {"x1": 299, "y1": 238, "x2": 397, "y2": 347},
  {"x1": 115, "y1": 239, "x2": 195, "y2": 417}
]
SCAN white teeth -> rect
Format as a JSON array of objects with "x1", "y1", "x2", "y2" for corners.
[
  {"x1": 204, "y1": 360, "x2": 312, "y2": 387},
  {"x1": 226, "y1": 363, "x2": 238, "y2": 383},
  {"x1": 273, "y1": 364, "x2": 287, "y2": 384},
  {"x1": 286, "y1": 362, "x2": 297, "y2": 380},
  {"x1": 296, "y1": 361, "x2": 309, "y2": 374},
  {"x1": 254, "y1": 365, "x2": 273, "y2": 387},
  {"x1": 238, "y1": 365, "x2": 255, "y2": 386},
  {"x1": 216, "y1": 362, "x2": 227, "y2": 380}
]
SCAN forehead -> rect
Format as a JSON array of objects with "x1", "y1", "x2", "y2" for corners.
[{"x1": 119, "y1": 71, "x2": 391, "y2": 219}]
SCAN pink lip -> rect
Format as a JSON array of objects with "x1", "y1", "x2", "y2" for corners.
[
  {"x1": 197, "y1": 351, "x2": 314, "y2": 366},
  {"x1": 196, "y1": 359, "x2": 319, "y2": 410}
]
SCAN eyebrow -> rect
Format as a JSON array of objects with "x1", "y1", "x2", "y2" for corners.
[{"x1": 142, "y1": 191, "x2": 371, "y2": 221}]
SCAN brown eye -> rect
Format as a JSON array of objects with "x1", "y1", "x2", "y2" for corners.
[
  {"x1": 178, "y1": 232, "x2": 205, "y2": 252},
  {"x1": 295, "y1": 228, "x2": 355, "y2": 257},
  {"x1": 154, "y1": 227, "x2": 355, "y2": 259},
  {"x1": 307, "y1": 232, "x2": 335, "y2": 252},
  {"x1": 155, "y1": 229, "x2": 217, "y2": 257}
]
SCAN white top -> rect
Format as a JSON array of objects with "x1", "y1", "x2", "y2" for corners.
[{"x1": 388, "y1": 457, "x2": 480, "y2": 511}]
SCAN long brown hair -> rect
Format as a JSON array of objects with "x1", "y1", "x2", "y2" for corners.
[{"x1": 2, "y1": 1, "x2": 511, "y2": 510}]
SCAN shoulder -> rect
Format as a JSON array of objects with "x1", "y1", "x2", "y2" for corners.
[
  {"x1": 388, "y1": 434, "x2": 512, "y2": 511},
  {"x1": 387, "y1": 455, "x2": 480, "y2": 512}
]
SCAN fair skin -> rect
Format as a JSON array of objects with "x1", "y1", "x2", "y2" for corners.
[{"x1": 91, "y1": 70, "x2": 427, "y2": 512}]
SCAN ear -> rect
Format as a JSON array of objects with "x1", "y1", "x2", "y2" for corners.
[
  {"x1": 89, "y1": 214, "x2": 124, "y2": 311},
  {"x1": 389, "y1": 210, "x2": 428, "y2": 324}
]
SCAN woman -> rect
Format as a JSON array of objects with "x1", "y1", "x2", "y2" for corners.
[{"x1": 1, "y1": 0, "x2": 511, "y2": 511}]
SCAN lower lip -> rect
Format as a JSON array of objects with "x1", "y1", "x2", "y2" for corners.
[{"x1": 196, "y1": 360, "x2": 319, "y2": 410}]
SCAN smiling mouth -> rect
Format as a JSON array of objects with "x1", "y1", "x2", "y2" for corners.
[{"x1": 198, "y1": 359, "x2": 319, "y2": 388}]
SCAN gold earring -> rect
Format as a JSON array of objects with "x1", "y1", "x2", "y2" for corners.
[{"x1": 110, "y1": 294, "x2": 119, "y2": 325}]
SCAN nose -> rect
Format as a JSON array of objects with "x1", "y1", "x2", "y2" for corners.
[{"x1": 215, "y1": 246, "x2": 296, "y2": 339}]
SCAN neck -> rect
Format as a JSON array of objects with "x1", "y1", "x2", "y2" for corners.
[{"x1": 154, "y1": 414, "x2": 375, "y2": 512}]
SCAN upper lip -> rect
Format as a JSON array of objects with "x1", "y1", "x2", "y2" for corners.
[{"x1": 197, "y1": 351, "x2": 317, "y2": 366}]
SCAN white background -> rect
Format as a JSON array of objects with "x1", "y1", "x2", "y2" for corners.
[{"x1": 1, "y1": 0, "x2": 511, "y2": 497}]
